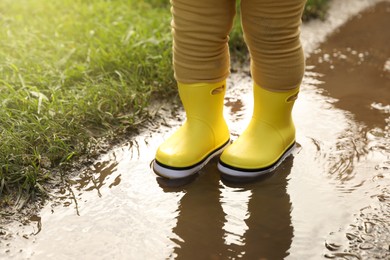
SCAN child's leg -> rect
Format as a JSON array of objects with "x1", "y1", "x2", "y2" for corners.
[
  {"x1": 241, "y1": 0, "x2": 306, "y2": 91},
  {"x1": 153, "y1": 0, "x2": 236, "y2": 179},
  {"x1": 218, "y1": 0, "x2": 306, "y2": 179},
  {"x1": 171, "y1": 0, "x2": 236, "y2": 83}
]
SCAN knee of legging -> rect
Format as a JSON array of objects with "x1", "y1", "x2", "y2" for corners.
[
  {"x1": 240, "y1": 0, "x2": 306, "y2": 90},
  {"x1": 244, "y1": 21, "x2": 305, "y2": 90},
  {"x1": 240, "y1": 0, "x2": 305, "y2": 51},
  {"x1": 171, "y1": 0, "x2": 236, "y2": 83},
  {"x1": 171, "y1": 0, "x2": 235, "y2": 51},
  {"x1": 242, "y1": 14, "x2": 302, "y2": 51}
]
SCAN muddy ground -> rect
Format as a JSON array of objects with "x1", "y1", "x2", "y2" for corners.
[{"x1": 0, "y1": 0, "x2": 389, "y2": 259}]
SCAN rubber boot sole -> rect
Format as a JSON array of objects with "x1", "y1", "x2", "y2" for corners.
[
  {"x1": 153, "y1": 139, "x2": 230, "y2": 179},
  {"x1": 218, "y1": 142, "x2": 295, "y2": 181}
]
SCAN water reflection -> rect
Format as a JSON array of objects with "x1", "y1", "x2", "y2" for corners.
[
  {"x1": 74, "y1": 160, "x2": 119, "y2": 196},
  {"x1": 158, "y1": 156, "x2": 294, "y2": 259}
]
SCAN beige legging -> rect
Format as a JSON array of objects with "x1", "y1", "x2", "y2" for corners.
[{"x1": 171, "y1": 0, "x2": 306, "y2": 91}]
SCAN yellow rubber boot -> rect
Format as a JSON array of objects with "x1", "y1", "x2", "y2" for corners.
[
  {"x1": 153, "y1": 81, "x2": 230, "y2": 179},
  {"x1": 218, "y1": 84, "x2": 299, "y2": 179}
]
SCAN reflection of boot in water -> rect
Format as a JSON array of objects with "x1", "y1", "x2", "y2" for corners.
[
  {"x1": 171, "y1": 162, "x2": 232, "y2": 259},
  {"x1": 240, "y1": 156, "x2": 294, "y2": 259},
  {"x1": 153, "y1": 81, "x2": 230, "y2": 179},
  {"x1": 171, "y1": 157, "x2": 293, "y2": 259},
  {"x1": 219, "y1": 84, "x2": 299, "y2": 179}
]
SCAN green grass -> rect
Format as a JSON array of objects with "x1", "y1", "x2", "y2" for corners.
[
  {"x1": 303, "y1": 0, "x2": 330, "y2": 21},
  {"x1": 0, "y1": 0, "x2": 329, "y2": 208},
  {"x1": 0, "y1": 0, "x2": 174, "y2": 206}
]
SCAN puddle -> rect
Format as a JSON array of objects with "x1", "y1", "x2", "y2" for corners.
[
  {"x1": 1, "y1": 1, "x2": 389, "y2": 259},
  {"x1": 305, "y1": 2, "x2": 390, "y2": 259}
]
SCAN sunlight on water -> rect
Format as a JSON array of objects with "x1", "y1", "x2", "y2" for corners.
[{"x1": 220, "y1": 187, "x2": 251, "y2": 247}]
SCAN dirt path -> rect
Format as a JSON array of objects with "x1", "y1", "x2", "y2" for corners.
[{"x1": 1, "y1": 0, "x2": 389, "y2": 259}]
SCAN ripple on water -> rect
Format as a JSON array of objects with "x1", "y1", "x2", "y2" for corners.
[{"x1": 306, "y1": 2, "x2": 390, "y2": 258}]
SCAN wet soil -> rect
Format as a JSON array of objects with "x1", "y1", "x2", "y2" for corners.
[{"x1": 1, "y1": 1, "x2": 389, "y2": 259}]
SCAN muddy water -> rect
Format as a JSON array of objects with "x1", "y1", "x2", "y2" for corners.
[
  {"x1": 305, "y1": 2, "x2": 390, "y2": 259},
  {"x1": 1, "y1": 1, "x2": 390, "y2": 260}
]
